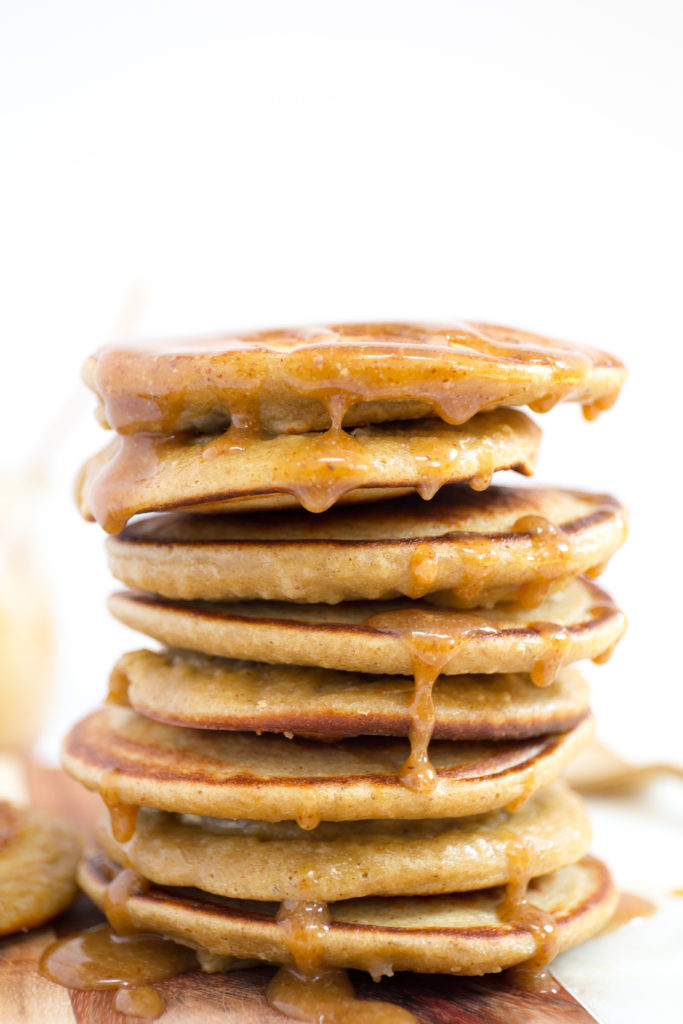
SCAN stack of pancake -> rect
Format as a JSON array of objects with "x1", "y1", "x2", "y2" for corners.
[{"x1": 65, "y1": 322, "x2": 627, "y2": 1014}]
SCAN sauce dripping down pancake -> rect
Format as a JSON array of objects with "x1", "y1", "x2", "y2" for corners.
[
  {"x1": 86, "y1": 321, "x2": 626, "y2": 436},
  {"x1": 270, "y1": 898, "x2": 417, "y2": 1022},
  {"x1": 364, "y1": 610, "x2": 498, "y2": 791}
]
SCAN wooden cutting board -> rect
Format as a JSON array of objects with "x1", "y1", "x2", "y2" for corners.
[{"x1": 0, "y1": 762, "x2": 597, "y2": 1024}]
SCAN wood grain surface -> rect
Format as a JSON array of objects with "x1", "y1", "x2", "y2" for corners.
[{"x1": 0, "y1": 762, "x2": 598, "y2": 1023}]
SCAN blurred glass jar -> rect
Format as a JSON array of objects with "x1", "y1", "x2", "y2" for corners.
[{"x1": 0, "y1": 474, "x2": 54, "y2": 751}]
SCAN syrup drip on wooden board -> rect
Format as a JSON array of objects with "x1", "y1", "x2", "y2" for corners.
[
  {"x1": 269, "y1": 899, "x2": 417, "y2": 1023},
  {"x1": 498, "y1": 834, "x2": 560, "y2": 994},
  {"x1": 39, "y1": 922, "x2": 198, "y2": 1019},
  {"x1": 364, "y1": 609, "x2": 497, "y2": 791},
  {"x1": 10, "y1": 760, "x2": 605, "y2": 1022},
  {"x1": 267, "y1": 967, "x2": 418, "y2": 1023}
]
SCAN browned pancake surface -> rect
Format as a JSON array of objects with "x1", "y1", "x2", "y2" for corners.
[
  {"x1": 107, "y1": 486, "x2": 627, "y2": 604},
  {"x1": 107, "y1": 577, "x2": 626, "y2": 679},
  {"x1": 112, "y1": 650, "x2": 591, "y2": 740},
  {"x1": 79, "y1": 851, "x2": 617, "y2": 975},
  {"x1": 96, "y1": 781, "x2": 590, "y2": 901},
  {"x1": 62, "y1": 706, "x2": 594, "y2": 823}
]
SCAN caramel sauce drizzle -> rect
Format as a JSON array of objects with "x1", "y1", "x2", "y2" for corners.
[
  {"x1": 444, "y1": 543, "x2": 501, "y2": 605},
  {"x1": 267, "y1": 967, "x2": 417, "y2": 1023},
  {"x1": 39, "y1": 922, "x2": 197, "y2": 1020},
  {"x1": 584, "y1": 558, "x2": 610, "y2": 580},
  {"x1": 528, "y1": 622, "x2": 571, "y2": 687},
  {"x1": 364, "y1": 609, "x2": 497, "y2": 792},
  {"x1": 103, "y1": 867, "x2": 149, "y2": 935},
  {"x1": 504, "y1": 769, "x2": 539, "y2": 814},
  {"x1": 200, "y1": 397, "x2": 263, "y2": 457},
  {"x1": 423, "y1": 507, "x2": 617, "y2": 609},
  {"x1": 269, "y1": 899, "x2": 416, "y2": 1023},
  {"x1": 582, "y1": 390, "x2": 619, "y2": 421},
  {"x1": 88, "y1": 433, "x2": 168, "y2": 536},
  {"x1": 88, "y1": 413, "x2": 515, "y2": 532},
  {"x1": 102, "y1": 793, "x2": 139, "y2": 843},
  {"x1": 91, "y1": 322, "x2": 623, "y2": 437},
  {"x1": 406, "y1": 544, "x2": 442, "y2": 599},
  {"x1": 591, "y1": 642, "x2": 617, "y2": 665},
  {"x1": 510, "y1": 514, "x2": 572, "y2": 614},
  {"x1": 586, "y1": 596, "x2": 626, "y2": 666},
  {"x1": 515, "y1": 579, "x2": 553, "y2": 610},
  {"x1": 114, "y1": 986, "x2": 167, "y2": 1018},
  {"x1": 276, "y1": 899, "x2": 332, "y2": 976},
  {"x1": 106, "y1": 663, "x2": 131, "y2": 705},
  {"x1": 499, "y1": 835, "x2": 560, "y2": 993}
]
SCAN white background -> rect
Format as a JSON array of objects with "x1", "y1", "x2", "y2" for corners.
[{"x1": 1, "y1": 0, "x2": 681, "y2": 763}]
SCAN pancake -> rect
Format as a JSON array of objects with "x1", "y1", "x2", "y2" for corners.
[
  {"x1": 75, "y1": 411, "x2": 541, "y2": 534},
  {"x1": 107, "y1": 578, "x2": 625, "y2": 682},
  {"x1": 96, "y1": 781, "x2": 590, "y2": 902},
  {"x1": 0, "y1": 801, "x2": 82, "y2": 936},
  {"x1": 62, "y1": 706, "x2": 594, "y2": 825},
  {"x1": 106, "y1": 486, "x2": 627, "y2": 606},
  {"x1": 79, "y1": 851, "x2": 617, "y2": 976},
  {"x1": 84, "y1": 321, "x2": 626, "y2": 436},
  {"x1": 111, "y1": 650, "x2": 591, "y2": 741}
]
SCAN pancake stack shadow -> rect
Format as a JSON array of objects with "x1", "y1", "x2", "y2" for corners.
[{"x1": 64, "y1": 322, "x2": 628, "y2": 1016}]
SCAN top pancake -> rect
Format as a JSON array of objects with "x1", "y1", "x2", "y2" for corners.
[{"x1": 84, "y1": 321, "x2": 626, "y2": 436}]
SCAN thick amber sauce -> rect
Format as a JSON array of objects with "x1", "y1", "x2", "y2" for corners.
[
  {"x1": 497, "y1": 834, "x2": 560, "y2": 991},
  {"x1": 270, "y1": 898, "x2": 417, "y2": 1023},
  {"x1": 102, "y1": 794, "x2": 139, "y2": 844},
  {"x1": 39, "y1": 923, "x2": 197, "y2": 1019},
  {"x1": 88, "y1": 321, "x2": 624, "y2": 436},
  {"x1": 365, "y1": 609, "x2": 497, "y2": 791}
]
